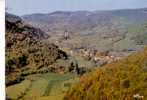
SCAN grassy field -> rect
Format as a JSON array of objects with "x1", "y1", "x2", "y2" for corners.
[
  {"x1": 6, "y1": 73, "x2": 78, "y2": 100},
  {"x1": 6, "y1": 80, "x2": 31, "y2": 99},
  {"x1": 113, "y1": 24, "x2": 147, "y2": 51}
]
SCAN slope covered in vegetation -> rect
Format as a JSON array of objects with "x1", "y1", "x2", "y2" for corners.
[
  {"x1": 65, "y1": 47, "x2": 147, "y2": 100},
  {"x1": 5, "y1": 13, "x2": 76, "y2": 86}
]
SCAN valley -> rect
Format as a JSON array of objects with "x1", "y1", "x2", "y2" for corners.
[{"x1": 6, "y1": 8, "x2": 147, "y2": 100}]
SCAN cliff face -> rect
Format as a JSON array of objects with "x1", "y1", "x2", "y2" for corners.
[{"x1": 6, "y1": 13, "x2": 75, "y2": 86}]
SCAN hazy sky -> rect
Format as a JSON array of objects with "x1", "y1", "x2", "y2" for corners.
[{"x1": 6, "y1": 0, "x2": 147, "y2": 15}]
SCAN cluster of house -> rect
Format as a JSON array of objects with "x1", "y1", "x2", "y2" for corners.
[
  {"x1": 69, "y1": 48, "x2": 124, "y2": 66},
  {"x1": 59, "y1": 46, "x2": 126, "y2": 68}
]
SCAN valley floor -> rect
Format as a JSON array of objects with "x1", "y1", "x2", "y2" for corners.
[{"x1": 6, "y1": 73, "x2": 79, "y2": 100}]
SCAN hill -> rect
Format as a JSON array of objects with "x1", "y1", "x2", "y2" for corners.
[
  {"x1": 65, "y1": 47, "x2": 147, "y2": 100},
  {"x1": 22, "y1": 8, "x2": 147, "y2": 51},
  {"x1": 6, "y1": 13, "x2": 77, "y2": 87},
  {"x1": 22, "y1": 8, "x2": 147, "y2": 34}
]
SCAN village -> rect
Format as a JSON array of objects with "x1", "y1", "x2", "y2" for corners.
[{"x1": 54, "y1": 30, "x2": 128, "y2": 69}]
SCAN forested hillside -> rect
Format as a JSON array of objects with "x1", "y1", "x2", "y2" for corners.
[{"x1": 65, "y1": 47, "x2": 147, "y2": 100}]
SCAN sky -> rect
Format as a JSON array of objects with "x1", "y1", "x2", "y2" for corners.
[{"x1": 6, "y1": 0, "x2": 147, "y2": 16}]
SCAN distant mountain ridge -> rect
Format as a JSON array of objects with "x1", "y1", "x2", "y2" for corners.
[
  {"x1": 21, "y1": 8, "x2": 147, "y2": 52},
  {"x1": 22, "y1": 8, "x2": 147, "y2": 34}
]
